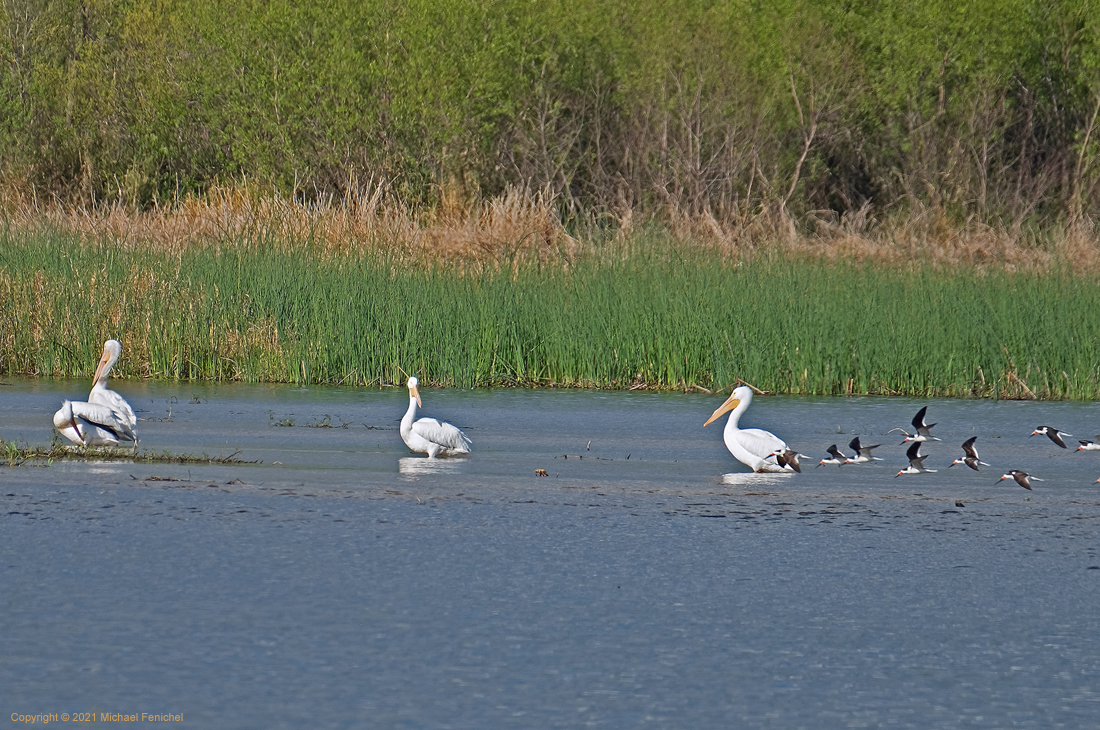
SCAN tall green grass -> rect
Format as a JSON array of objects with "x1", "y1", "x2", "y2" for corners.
[{"x1": 3, "y1": 228, "x2": 1100, "y2": 398}]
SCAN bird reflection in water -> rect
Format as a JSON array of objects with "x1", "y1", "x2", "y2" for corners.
[
  {"x1": 398, "y1": 457, "x2": 464, "y2": 478},
  {"x1": 720, "y1": 471, "x2": 794, "y2": 487}
]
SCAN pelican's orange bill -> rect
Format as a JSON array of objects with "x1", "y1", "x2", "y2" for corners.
[{"x1": 703, "y1": 394, "x2": 740, "y2": 426}]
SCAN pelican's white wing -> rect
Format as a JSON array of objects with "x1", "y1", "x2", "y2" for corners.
[
  {"x1": 55, "y1": 415, "x2": 120, "y2": 447},
  {"x1": 737, "y1": 427, "x2": 787, "y2": 456},
  {"x1": 89, "y1": 385, "x2": 137, "y2": 430},
  {"x1": 54, "y1": 401, "x2": 136, "y2": 447},
  {"x1": 74, "y1": 401, "x2": 136, "y2": 444},
  {"x1": 411, "y1": 417, "x2": 472, "y2": 454},
  {"x1": 724, "y1": 427, "x2": 788, "y2": 473}
]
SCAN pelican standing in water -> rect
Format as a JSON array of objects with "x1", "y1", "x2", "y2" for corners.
[
  {"x1": 53, "y1": 399, "x2": 137, "y2": 448},
  {"x1": 89, "y1": 339, "x2": 138, "y2": 441},
  {"x1": 704, "y1": 386, "x2": 797, "y2": 473},
  {"x1": 400, "y1": 376, "x2": 472, "y2": 457}
]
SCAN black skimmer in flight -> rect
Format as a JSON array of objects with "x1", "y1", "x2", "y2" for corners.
[
  {"x1": 948, "y1": 436, "x2": 989, "y2": 471},
  {"x1": 1076, "y1": 436, "x2": 1100, "y2": 451},
  {"x1": 896, "y1": 441, "x2": 936, "y2": 476},
  {"x1": 1031, "y1": 426, "x2": 1071, "y2": 449},
  {"x1": 772, "y1": 449, "x2": 803, "y2": 473},
  {"x1": 889, "y1": 405, "x2": 940, "y2": 444},
  {"x1": 997, "y1": 470, "x2": 1041, "y2": 490},
  {"x1": 844, "y1": 436, "x2": 882, "y2": 464},
  {"x1": 817, "y1": 444, "x2": 848, "y2": 467}
]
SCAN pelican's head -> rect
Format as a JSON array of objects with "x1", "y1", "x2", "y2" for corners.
[
  {"x1": 406, "y1": 376, "x2": 422, "y2": 407},
  {"x1": 94, "y1": 339, "x2": 123, "y2": 384},
  {"x1": 703, "y1": 385, "x2": 752, "y2": 427},
  {"x1": 53, "y1": 402, "x2": 80, "y2": 435},
  {"x1": 53, "y1": 400, "x2": 75, "y2": 430}
]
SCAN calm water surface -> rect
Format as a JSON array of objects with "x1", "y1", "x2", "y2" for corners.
[{"x1": 3, "y1": 378, "x2": 1100, "y2": 728}]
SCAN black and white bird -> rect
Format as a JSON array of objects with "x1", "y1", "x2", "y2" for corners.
[
  {"x1": 844, "y1": 436, "x2": 882, "y2": 464},
  {"x1": 998, "y1": 469, "x2": 1041, "y2": 490},
  {"x1": 889, "y1": 405, "x2": 940, "y2": 445},
  {"x1": 1076, "y1": 436, "x2": 1100, "y2": 452},
  {"x1": 772, "y1": 449, "x2": 803, "y2": 473},
  {"x1": 896, "y1": 441, "x2": 936, "y2": 476},
  {"x1": 949, "y1": 436, "x2": 989, "y2": 471},
  {"x1": 1031, "y1": 426, "x2": 1071, "y2": 449},
  {"x1": 816, "y1": 444, "x2": 848, "y2": 467}
]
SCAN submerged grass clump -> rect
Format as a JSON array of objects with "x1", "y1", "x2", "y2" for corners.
[
  {"x1": 3, "y1": 224, "x2": 1100, "y2": 399},
  {"x1": 1, "y1": 439, "x2": 256, "y2": 467}
]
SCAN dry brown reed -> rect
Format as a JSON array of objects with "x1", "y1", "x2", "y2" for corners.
[
  {"x1": 2, "y1": 184, "x2": 1097, "y2": 273},
  {"x1": 2, "y1": 181, "x2": 579, "y2": 271}
]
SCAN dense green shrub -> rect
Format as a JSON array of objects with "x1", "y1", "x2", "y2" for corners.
[{"x1": 1, "y1": 0, "x2": 1098, "y2": 225}]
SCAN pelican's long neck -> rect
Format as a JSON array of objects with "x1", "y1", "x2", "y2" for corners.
[
  {"x1": 401, "y1": 392, "x2": 418, "y2": 436},
  {"x1": 723, "y1": 395, "x2": 751, "y2": 436},
  {"x1": 93, "y1": 347, "x2": 119, "y2": 389}
]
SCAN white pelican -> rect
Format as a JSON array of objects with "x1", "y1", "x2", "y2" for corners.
[
  {"x1": 889, "y1": 405, "x2": 940, "y2": 444},
  {"x1": 703, "y1": 386, "x2": 795, "y2": 473},
  {"x1": 998, "y1": 470, "x2": 1041, "y2": 490},
  {"x1": 400, "y1": 376, "x2": 472, "y2": 458},
  {"x1": 53, "y1": 400, "x2": 138, "y2": 448},
  {"x1": 895, "y1": 441, "x2": 936, "y2": 476},
  {"x1": 844, "y1": 436, "x2": 882, "y2": 465},
  {"x1": 949, "y1": 436, "x2": 988, "y2": 471},
  {"x1": 88, "y1": 339, "x2": 138, "y2": 437},
  {"x1": 1031, "y1": 425, "x2": 1070, "y2": 449}
]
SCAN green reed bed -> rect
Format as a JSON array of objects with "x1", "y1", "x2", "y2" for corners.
[{"x1": 2, "y1": 228, "x2": 1100, "y2": 398}]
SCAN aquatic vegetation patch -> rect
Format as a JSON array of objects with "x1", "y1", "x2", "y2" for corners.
[{"x1": 1, "y1": 440, "x2": 257, "y2": 467}]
